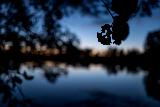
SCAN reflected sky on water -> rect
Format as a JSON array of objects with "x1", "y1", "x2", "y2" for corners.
[{"x1": 0, "y1": 62, "x2": 160, "y2": 107}]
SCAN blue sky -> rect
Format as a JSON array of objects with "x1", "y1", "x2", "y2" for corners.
[{"x1": 61, "y1": 9, "x2": 160, "y2": 51}]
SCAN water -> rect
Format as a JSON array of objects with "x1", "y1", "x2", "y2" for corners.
[{"x1": 0, "y1": 62, "x2": 160, "y2": 107}]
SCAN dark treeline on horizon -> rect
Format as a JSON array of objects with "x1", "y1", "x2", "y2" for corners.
[
  {"x1": 0, "y1": 29, "x2": 160, "y2": 71},
  {"x1": 0, "y1": 0, "x2": 159, "y2": 64},
  {"x1": 0, "y1": 0, "x2": 159, "y2": 65},
  {"x1": 0, "y1": 0, "x2": 160, "y2": 106},
  {"x1": 0, "y1": 26, "x2": 160, "y2": 107},
  {"x1": 0, "y1": 30, "x2": 159, "y2": 107},
  {"x1": 0, "y1": 29, "x2": 160, "y2": 67}
]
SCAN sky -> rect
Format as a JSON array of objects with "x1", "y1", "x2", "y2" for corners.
[{"x1": 61, "y1": 8, "x2": 160, "y2": 51}]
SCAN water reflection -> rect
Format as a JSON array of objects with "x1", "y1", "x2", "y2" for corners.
[
  {"x1": 144, "y1": 65, "x2": 160, "y2": 102},
  {"x1": 43, "y1": 66, "x2": 68, "y2": 83},
  {"x1": 0, "y1": 60, "x2": 69, "y2": 107},
  {"x1": 0, "y1": 60, "x2": 34, "y2": 107},
  {"x1": 0, "y1": 60, "x2": 160, "y2": 107}
]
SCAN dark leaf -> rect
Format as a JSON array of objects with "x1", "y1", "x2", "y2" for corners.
[
  {"x1": 105, "y1": 37, "x2": 111, "y2": 45},
  {"x1": 12, "y1": 76, "x2": 22, "y2": 84},
  {"x1": 101, "y1": 24, "x2": 111, "y2": 33},
  {"x1": 23, "y1": 72, "x2": 34, "y2": 80},
  {"x1": 112, "y1": 16, "x2": 129, "y2": 45},
  {"x1": 111, "y1": 0, "x2": 138, "y2": 18}
]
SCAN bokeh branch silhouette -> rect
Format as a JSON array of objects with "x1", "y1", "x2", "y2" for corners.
[{"x1": 97, "y1": 0, "x2": 160, "y2": 45}]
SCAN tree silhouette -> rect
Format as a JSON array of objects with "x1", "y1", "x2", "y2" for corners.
[
  {"x1": 0, "y1": 60, "x2": 34, "y2": 107},
  {"x1": 144, "y1": 66, "x2": 160, "y2": 102},
  {"x1": 145, "y1": 30, "x2": 160, "y2": 53},
  {"x1": 0, "y1": 0, "x2": 104, "y2": 49},
  {"x1": 144, "y1": 29, "x2": 160, "y2": 63},
  {"x1": 0, "y1": 0, "x2": 159, "y2": 48},
  {"x1": 97, "y1": 0, "x2": 160, "y2": 45}
]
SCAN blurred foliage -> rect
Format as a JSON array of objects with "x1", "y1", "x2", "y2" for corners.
[
  {"x1": 0, "y1": 0, "x2": 159, "y2": 48},
  {"x1": 0, "y1": 61, "x2": 34, "y2": 107},
  {"x1": 97, "y1": 0, "x2": 160, "y2": 45},
  {"x1": 0, "y1": 0, "x2": 113, "y2": 50},
  {"x1": 0, "y1": 59, "x2": 68, "y2": 107},
  {"x1": 145, "y1": 30, "x2": 160, "y2": 53}
]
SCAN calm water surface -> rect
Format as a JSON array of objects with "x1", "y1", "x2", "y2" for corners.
[{"x1": 0, "y1": 62, "x2": 160, "y2": 107}]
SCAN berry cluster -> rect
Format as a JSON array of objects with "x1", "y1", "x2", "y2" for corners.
[
  {"x1": 97, "y1": 16, "x2": 129, "y2": 45},
  {"x1": 97, "y1": 0, "x2": 138, "y2": 45}
]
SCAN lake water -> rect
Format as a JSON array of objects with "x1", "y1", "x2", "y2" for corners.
[{"x1": 0, "y1": 62, "x2": 160, "y2": 107}]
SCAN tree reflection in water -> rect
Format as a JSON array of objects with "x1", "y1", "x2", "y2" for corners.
[
  {"x1": 0, "y1": 60, "x2": 68, "y2": 107},
  {"x1": 43, "y1": 66, "x2": 68, "y2": 83},
  {"x1": 0, "y1": 60, "x2": 34, "y2": 107},
  {"x1": 0, "y1": 59, "x2": 160, "y2": 107},
  {"x1": 144, "y1": 65, "x2": 160, "y2": 102},
  {"x1": 104, "y1": 63, "x2": 160, "y2": 103},
  {"x1": 66, "y1": 64, "x2": 160, "y2": 107},
  {"x1": 68, "y1": 90, "x2": 154, "y2": 107}
]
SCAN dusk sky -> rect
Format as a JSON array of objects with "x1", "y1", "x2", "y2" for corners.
[{"x1": 61, "y1": 8, "x2": 160, "y2": 51}]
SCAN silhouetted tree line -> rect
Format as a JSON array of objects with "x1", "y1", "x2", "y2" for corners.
[
  {"x1": 0, "y1": 29, "x2": 159, "y2": 68},
  {"x1": 97, "y1": 0, "x2": 160, "y2": 45},
  {"x1": 0, "y1": 59, "x2": 68, "y2": 107},
  {"x1": 0, "y1": 0, "x2": 159, "y2": 54},
  {"x1": 0, "y1": 0, "x2": 160, "y2": 106},
  {"x1": 0, "y1": 53, "x2": 160, "y2": 107}
]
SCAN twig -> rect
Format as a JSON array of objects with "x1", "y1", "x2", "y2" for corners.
[
  {"x1": 16, "y1": 85, "x2": 25, "y2": 100},
  {"x1": 101, "y1": 0, "x2": 114, "y2": 19},
  {"x1": 7, "y1": 71, "x2": 25, "y2": 100}
]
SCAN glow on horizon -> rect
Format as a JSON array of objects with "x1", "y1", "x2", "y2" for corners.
[{"x1": 61, "y1": 9, "x2": 160, "y2": 51}]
